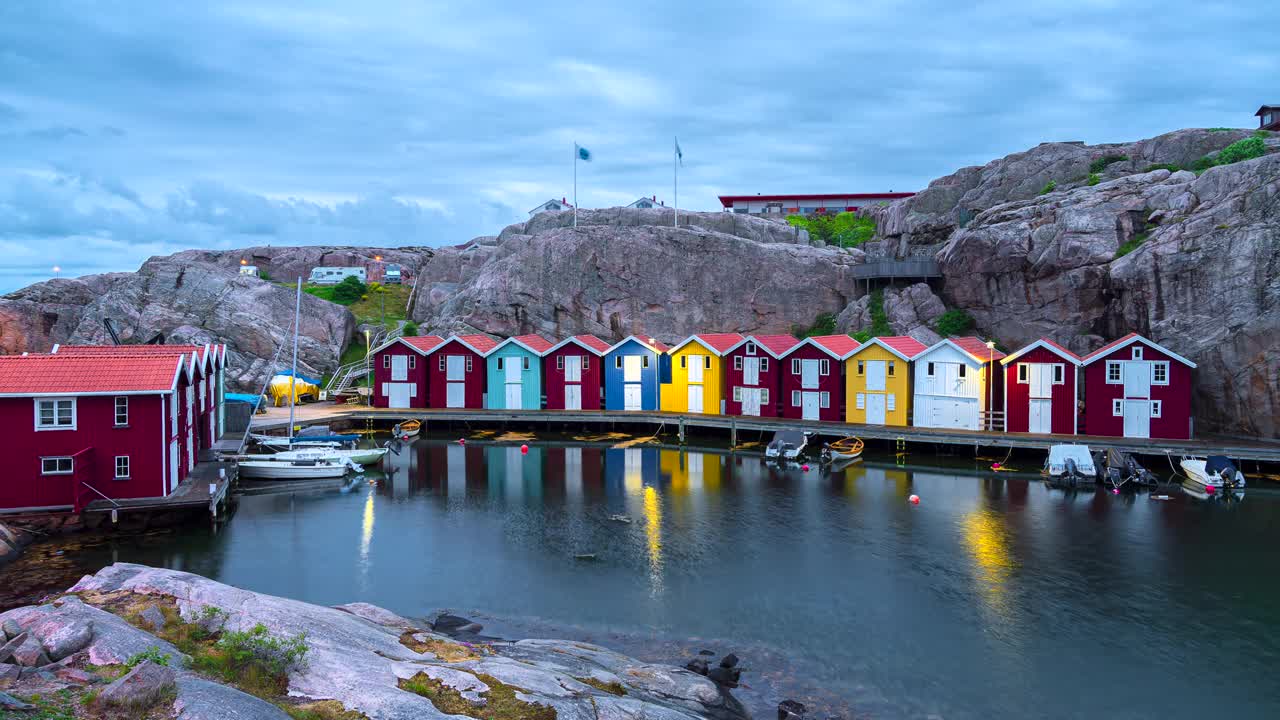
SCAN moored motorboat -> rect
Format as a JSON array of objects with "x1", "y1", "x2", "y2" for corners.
[
  {"x1": 237, "y1": 457, "x2": 351, "y2": 480},
  {"x1": 242, "y1": 446, "x2": 389, "y2": 466},
  {"x1": 821, "y1": 437, "x2": 864, "y2": 463},
  {"x1": 1044, "y1": 445, "x2": 1098, "y2": 487},
  {"x1": 1101, "y1": 448, "x2": 1160, "y2": 490},
  {"x1": 1180, "y1": 456, "x2": 1246, "y2": 498},
  {"x1": 765, "y1": 430, "x2": 810, "y2": 460}
]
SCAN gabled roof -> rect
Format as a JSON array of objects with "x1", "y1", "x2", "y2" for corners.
[
  {"x1": 999, "y1": 338, "x2": 1082, "y2": 366},
  {"x1": 668, "y1": 333, "x2": 745, "y2": 356},
  {"x1": 0, "y1": 353, "x2": 188, "y2": 396},
  {"x1": 606, "y1": 335, "x2": 669, "y2": 355},
  {"x1": 852, "y1": 336, "x2": 928, "y2": 362},
  {"x1": 369, "y1": 335, "x2": 446, "y2": 356},
  {"x1": 1080, "y1": 332, "x2": 1196, "y2": 368},
  {"x1": 788, "y1": 334, "x2": 860, "y2": 360},
  {"x1": 546, "y1": 334, "x2": 611, "y2": 356},
  {"x1": 919, "y1": 336, "x2": 1006, "y2": 364},
  {"x1": 434, "y1": 333, "x2": 500, "y2": 357},
  {"x1": 492, "y1": 334, "x2": 555, "y2": 357},
  {"x1": 723, "y1": 334, "x2": 802, "y2": 358},
  {"x1": 1257, "y1": 105, "x2": 1280, "y2": 115},
  {"x1": 529, "y1": 198, "x2": 573, "y2": 213}
]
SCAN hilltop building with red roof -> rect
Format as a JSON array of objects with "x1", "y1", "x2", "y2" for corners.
[{"x1": 717, "y1": 192, "x2": 914, "y2": 216}]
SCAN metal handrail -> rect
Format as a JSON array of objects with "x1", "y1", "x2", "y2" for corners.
[{"x1": 80, "y1": 481, "x2": 121, "y2": 508}]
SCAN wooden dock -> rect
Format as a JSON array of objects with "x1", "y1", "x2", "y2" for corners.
[
  {"x1": 245, "y1": 406, "x2": 1280, "y2": 464},
  {"x1": 84, "y1": 450, "x2": 236, "y2": 525}
]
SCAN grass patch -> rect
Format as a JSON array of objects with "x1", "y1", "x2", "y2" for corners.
[
  {"x1": 934, "y1": 309, "x2": 974, "y2": 337},
  {"x1": 291, "y1": 280, "x2": 411, "y2": 330},
  {"x1": 1038, "y1": 180, "x2": 1057, "y2": 195},
  {"x1": 1089, "y1": 155, "x2": 1128, "y2": 173},
  {"x1": 1087, "y1": 173, "x2": 1101, "y2": 186},
  {"x1": 1115, "y1": 231, "x2": 1148, "y2": 259},
  {"x1": 399, "y1": 631, "x2": 486, "y2": 662},
  {"x1": 1143, "y1": 163, "x2": 1181, "y2": 173},
  {"x1": 794, "y1": 312, "x2": 836, "y2": 338},
  {"x1": 399, "y1": 672, "x2": 557, "y2": 720},
  {"x1": 1207, "y1": 127, "x2": 1234, "y2": 132},
  {"x1": 283, "y1": 700, "x2": 371, "y2": 720},
  {"x1": 575, "y1": 676, "x2": 627, "y2": 696}
]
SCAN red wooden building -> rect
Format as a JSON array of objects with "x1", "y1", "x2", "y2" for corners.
[
  {"x1": 1000, "y1": 338, "x2": 1082, "y2": 435},
  {"x1": 544, "y1": 335, "x2": 610, "y2": 410},
  {"x1": 779, "y1": 335, "x2": 857, "y2": 422},
  {"x1": 0, "y1": 352, "x2": 200, "y2": 512},
  {"x1": 1081, "y1": 333, "x2": 1196, "y2": 440},
  {"x1": 723, "y1": 334, "x2": 799, "y2": 417},
  {"x1": 370, "y1": 335, "x2": 446, "y2": 409},
  {"x1": 426, "y1": 334, "x2": 499, "y2": 409}
]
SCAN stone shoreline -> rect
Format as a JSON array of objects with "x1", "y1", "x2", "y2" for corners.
[{"x1": 0, "y1": 563, "x2": 750, "y2": 719}]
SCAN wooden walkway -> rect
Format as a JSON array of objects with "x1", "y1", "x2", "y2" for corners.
[
  {"x1": 245, "y1": 406, "x2": 1280, "y2": 463},
  {"x1": 85, "y1": 450, "x2": 235, "y2": 519}
]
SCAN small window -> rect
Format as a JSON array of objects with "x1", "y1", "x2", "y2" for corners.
[
  {"x1": 856, "y1": 393, "x2": 865, "y2": 409},
  {"x1": 734, "y1": 356, "x2": 743, "y2": 370},
  {"x1": 383, "y1": 355, "x2": 391, "y2": 369},
  {"x1": 927, "y1": 362, "x2": 935, "y2": 377},
  {"x1": 557, "y1": 356, "x2": 564, "y2": 370},
  {"x1": 114, "y1": 456, "x2": 130, "y2": 479},
  {"x1": 1113, "y1": 399, "x2": 1123, "y2": 417},
  {"x1": 497, "y1": 357, "x2": 504, "y2": 370},
  {"x1": 760, "y1": 357, "x2": 769, "y2": 372},
  {"x1": 465, "y1": 357, "x2": 473, "y2": 372},
  {"x1": 704, "y1": 356, "x2": 711, "y2": 369},
  {"x1": 523, "y1": 357, "x2": 530, "y2": 370},
  {"x1": 959, "y1": 364, "x2": 967, "y2": 378},
  {"x1": 888, "y1": 361, "x2": 895, "y2": 377},
  {"x1": 819, "y1": 392, "x2": 830, "y2": 409},
  {"x1": 1151, "y1": 401, "x2": 1162, "y2": 418},
  {"x1": 857, "y1": 360, "x2": 864, "y2": 376},
  {"x1": 745, "y1": 342, "x2": 757, "y2": 355},
  {"x1": 408, "y1": 356, "x2": 416, "y2": 370},
  {"x1": 582, "y1": 356, "x2": 589, "y2": 370},
  {"x1": 438, "y1": 356, "x2": 446, "y2": 371},
  {"x1": 819, "y1": 359, "x2": 830, "y2": 376},
  {"x1": 792, "y1": 359, "x2": 800, "y2": 375},
  {"x1": 1053, "y1": 364, "x2": 1064, "y2": 384},
  {"x1": 615, "y1": 356, "x2": 622, "y2": 369},
  {"x1": 1152, "y1": 362, "x2": 1169, "y2": 385},
  {"x1": 887, "y1": 394, "x2": 896, "y2": 411},
  {"x1": 680, "y1": 356, "x2": 686, "y2": 368},
  {"x1": 1107, "y1": 361, "x2": 1122, "y2": 383},
  {"x1": 733, "y1": 386, "x2": 743, "y2": 402},
  {"x1": 41, "y1": 457, "x2": 73, "y2": 475},
  {"x1": 761, "y1": 388, "x2": 769, "y2": 404},
  {"x1": 114, "y1": 397, "x2": 129, "y2": 426},
  {"x1": 791, "y1": 391, "x2": 801, "y2": 407},
  {"x1": 1132, "y1": 346, "x2": 1143, "y2": 360},
  {"x1": 36, "y1": 398, "x2": 75, "y2": 430},
  {"x1": 642, "y1": 356, "x2": 650, "y2": 369},
  {"x1": 1018, "y1": 364, "x2": 1028, "y2": 383}
]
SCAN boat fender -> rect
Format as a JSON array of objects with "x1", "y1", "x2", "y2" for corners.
[
  {"x1": 1205, "y1": 485, "x2": 1216, "y2": 495},
  {"x1": 909, "y1": 494, "x2": 920, "y2": 505},
  {"x1": 992, "y1": 462, "x2": 1002, "y2": 470},
  {"x1": 801, "y1": 464, "x2": 810, "y2": 472},
  {"x1": 521, "y1": 444, "x2": 529, "y2": 454},
  {"x1": 458, "y1": 438, "x2": 466, "y2": 445}
]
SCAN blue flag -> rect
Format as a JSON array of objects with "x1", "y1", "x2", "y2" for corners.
[
  {"x1": 576, "y1": 143, "x2": 592, "y2": 162},
  {"x1": 675, "y1": 137, "x2": 683, "y2": 166}
]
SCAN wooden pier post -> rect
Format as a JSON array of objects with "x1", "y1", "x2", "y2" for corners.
[
  {"x1": 730, "y1": 418, "x2": 737, "y2": 449},
  {"x1": 678, "y1": 417, "x2": 686, "y2": 445}
]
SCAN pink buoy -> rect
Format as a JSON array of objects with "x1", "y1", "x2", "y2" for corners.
[
  {"x1": 401, "y1": 434, "x2": 409, "y2": 441},
  {"x1": 1205, "y1": 485, "x2": 1216, "y2": 494},
  {"x1": 521, "y1": 444, "x2": 529, "y2": 454},
  {"x1": 1112, "y1": 488, "x2": 1120, "y2": 495},
  {"x1": 458, "y1": 438, "x2": 466, "y2": 445},
  {"x1": 992, "y1": 462, "x2": 1002, "y2": 470},
  {"x1": 801, "y1": 464, "x2": 810, "y2": 472},
  {"x1": 909, "y1": 494, "x2": 920, "y2": 505}
]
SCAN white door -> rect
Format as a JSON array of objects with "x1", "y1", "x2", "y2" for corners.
[
  {"x1": 866, "y1": 361, "x2": 887, "y2": 392},
  {"x1": 446, "y1": 382, "x2": 465, "y2": 408},
  {"x1": 388, "y1": 383, "x2": 412, "y2": 409},
  {"x1": 742, "y1": 357, "x2": 760, "y2": 386},
  {"x1": 1028, "y1": 398, "x2": 1052, "y2": 433},
  {"x1": 446, "y1": 356, "x2": 466, "y2": 382},
  {"x1": 624, "y1": 384, "x2": 643, "y2": 411},
  {"x1": 687, "y1": 385, "x2": 704, "y2": 413},
  {"x1": 1124, "y1": 361, "x2": 1151, "y2": 398},
  {"x1": 1028, "y1": 363, "x2": 1053, "y2": 399},
  {"x1": 565, "y1": 384, "x2": 582, "y2": 410},
  {"x1": 169, "y1": 440, "x2": 179, "y2": 492},
  {"x1": 801, "y1": 391, "x2": 821, "y2": 420},
  {"x1": 505, "y1": 359, "x2": 522, "y2": 384},
  {"x1": 688, "y1": 355, "x2": 704, "y2": 383},
  {"x1": 1123, "y1": 400, "x2": 1151, "y2": 438},
  {"x1": 187, "y1": 427, "x2": 195, "y2": 470},
  {"x1": 955, "y1": 399, "x2": 979, "y2": 430},
  {"x1": 741, "y1": 388, "x2": 761, "y2": 416},
  {"x1": 800, "y1": 359, "x2": 819, "y2": 389},
  {"x1": 866, "y1": 393, "x2": 886, "y2": 424},
  {"x1": 564, "y1": 355, "x2": 582, "y2": 382},
  {"x1": 505, "y1": 383, "x2": 523, "y2": 410},
  {"x1": 391, "y1": 355, "x2": 408, "y2": 382},
  {"x1": 623, "y1": 355, "x2": 642, "y2": 382}
]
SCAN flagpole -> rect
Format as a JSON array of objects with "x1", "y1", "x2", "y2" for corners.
[
  {"x1": 673, "y1": 137, "x2": 678, "y2": 228},
  {"x1": 573, "y1": 143, "x2": 578, "y2": 228}
]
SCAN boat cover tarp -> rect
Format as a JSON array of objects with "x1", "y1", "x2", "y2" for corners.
[
  {"x1": 768, "y1": 431, "x2": 806, "y2": 449},
  {"x1": 268, "y1": 373, "x2": 320, "y2": 406},
  {"x1": 1205, "y1": 456, "x2": 1236, "y2": 476},
  {"x1": 1047, "y1": 445, "x2": 1094, "y2": 472},
  {"x1": 224, "y1": 392, "x2": 264, "y2": 409},
  {"x1": 275, "y1": 368, "x2": 323, "y2": 386}
]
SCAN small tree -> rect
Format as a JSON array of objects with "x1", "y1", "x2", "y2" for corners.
[
  {"x1": 934, "y1": 309, "x2": 975, "y2": 337},
  {"x1": 330, "y1": 275, "x2": 367, "y2": 305},
  {"x1": 402, "y1": 321, "x2": 419, "y2": 337}
]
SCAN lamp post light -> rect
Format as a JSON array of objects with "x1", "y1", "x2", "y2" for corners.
[
  {"x1": 365, "y1": 328, "x2": 372, "y2": 407},
  {"x1": 985, "y1": 340, "x2": 996, "y2": 431}
]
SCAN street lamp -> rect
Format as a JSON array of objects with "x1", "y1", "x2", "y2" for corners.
[
  {"x1": 365, "y1": 328, "x2": 372, "y2": 407},
  {"x1": 985, "y1": 340, "x2": 996, "y2": 431}
]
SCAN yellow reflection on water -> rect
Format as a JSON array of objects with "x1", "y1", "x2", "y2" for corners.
[
  {"x1": 358, "y1": 488, "x2": 376, "y2": 591},
  {"x1": 642, "y1": 485, "x2": 664, "y2": 594},
  {"x1": 961, "y1": 507, "x2": 1016, "y2": 621}
]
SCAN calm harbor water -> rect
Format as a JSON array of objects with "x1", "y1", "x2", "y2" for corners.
[{"x1": 4, "y1": 438, "x2": 1279, "y2": 718}]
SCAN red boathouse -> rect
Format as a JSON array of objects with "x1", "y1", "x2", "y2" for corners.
[
  {"x1": 1000, "y1": 338, "x2": 1082, "y2": 435},
  {"x1": 0, "y1": 352, "x2": 200, "y2": 512},
  {"x1": 543, "y1": 335, "x2": 610, "y2": 411},
  {"x1": 723, "y1": 334, "x2": 799, "y2": 418},
  {"x1": 1081, "y1": 333, "x2": 1196, "y2": 440},
  {"x1": 779, "y1": 335, "x2": 857, "y2": 422},
  {"x1": 370, "y1": 335, "x2": 446, "y2": 409},
  {"x1": 426, "y1": 334, "x2": 499, "y2": 409}
]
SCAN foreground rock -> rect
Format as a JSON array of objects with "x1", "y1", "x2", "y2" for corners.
[
  {"x1": 0, "y1": 563, "x2": 747, "y2": 720},
  {"x1": 96, "y1": 660, "x2": 176, "y2": 709}
]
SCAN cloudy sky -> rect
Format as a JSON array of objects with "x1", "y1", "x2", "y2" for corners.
[{"x1": 1, "y1": 1, "x2": 1275, "y2": 292}]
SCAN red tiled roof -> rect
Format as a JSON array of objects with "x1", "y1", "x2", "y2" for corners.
[
  {"x1": 453, "y1": 334, "x2": 500, "y2": 355},
  {"x1": 1038, "y1": 337, "x2": 1082, "y2": 360},
  {"x1": 512, "y1": 334, "x2": 555, "y2": 354},
  {"x1": 637, "y1": 335, "x2": 670, "y2": 353},
  {"x1": 692, "y1": 333, "x2": 745, "y2": 354},
  {"x1": 573, "y1": 335, "x2": 612, "y2": 354},
  {"x1": 875, "y1": 336, "x2": 928, "y2": 359},
  {"x1": 401, "y1": 335, "x2": 446, "y2": 353},
  {"x1": 718, "y1": 193, "x2": 916, "y2": 206},
  {"x1": 1082, "y1": 332, "x2": 1140, "y2": 362},
  {"x1": 56, "y1": 344, "x2": 218, "y2": 367},
  {"x1": 751, "y1": 335, "x2": 801, "y2": 356},
  {"x1": 949, "y1": 336, "x2": 1006, "y2": 362},
  {"x1": 808, "y1": 334, "x2": 860, "y2": 358},
  {"x1": 0, "y1": 354, "x2": 183, "y2": 395}
]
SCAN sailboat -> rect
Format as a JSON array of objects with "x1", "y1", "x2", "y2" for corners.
[{"x1": 237, "y1": 279, "x2": 356, "y2": 481}]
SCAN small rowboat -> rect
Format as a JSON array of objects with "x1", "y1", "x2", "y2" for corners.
[
  {"x1": 393, "y1": 419, "x2": 422, "y2": 439},
  {"x1": 823, "y1": 437, "x2": 864, "y2": 462}
]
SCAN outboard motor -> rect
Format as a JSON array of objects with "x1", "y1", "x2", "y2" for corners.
[{"x1": 1064, "y1": 457, "x2": 1079, "y2": 484}]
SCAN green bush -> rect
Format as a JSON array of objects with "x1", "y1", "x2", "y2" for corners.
[
  {"x1": 126, "y1": 646, "x2": 171, "y2": 668},
  {"x1": 787, "y1": 212, "x2": 877, "y2": 248},
  {"x1": 1214, "y1": 137, "x2": 1266, "y2": 165},
  {"x1": 1189, "y1": 157, "x2": 1216, "y2": 173},
  {"x1": 866, "y1": 289, "x2": 891, "y2": 336},
  {"x1": 402, "y1": 321, "x2": 418, "y2": 337},
  {"x1": 210, "y1": 624, "x2": 308, "y2": 678},
  {"x1": 934, "y1": 309, "x2": 974, "y2": 337},
  {"x1": 1086, "y1": 173, "x2": 1101, "y2": 186},
  {"x1": 1038, "y1": 180, "x2": 1057, "y2": 195},
  {"x1": 795, "y1": 312, "x2": 836, "y2": 338},
  {"x1": 1115, "y1": 232, "x2": 1148, "y2": 259},
  {"x1": 1143, "y1": 163, "x2": 1181, "y2": 173},
  {"x1": 330, "y1": 276, "x2": 367, "y2": 306},
  {"x1": 852, "y1": 330, "x2": 872, "y2": 343},
  {"x1": 1088, "y1": 155, "x2": 1128, "y2": 174}
]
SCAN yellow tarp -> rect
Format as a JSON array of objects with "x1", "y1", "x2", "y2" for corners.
[{"x1": 268, "y1": 374, "x2": 320, "y2": 406}]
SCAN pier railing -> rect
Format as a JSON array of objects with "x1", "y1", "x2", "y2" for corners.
[{"x1": 851, "y1": 258, "x2": 942, "y2": 280}]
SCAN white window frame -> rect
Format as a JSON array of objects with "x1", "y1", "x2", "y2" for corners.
[
  {"x1": 465, "y1": 356, "x2": 472, "y2": 372},
  {"x1": 408, "y1": 355, "x2": 416, "y2": 370},
  {"x1": 819, "y1": 391, "x2": 830, "y2": 409},
  {"x1": 1053, "y1": 364, "x2": 1065, "y2": 385},
  {"x1": 114, "y1": 455, "x2": 130, "y2": 479},
  {"x1": 819, "y1": 359, "x2": 830, "y2": 376},
  {"x1": 615, "y1": 356, "x2": 622, "y2": 369},
  {"x1": 927, "y1": 362, "x2": 935, "y2": 377},
  {"x1": 438, "y1": 355, "x2": 446, "y2": 371},
  {"x1": 745, "y1": 342, "x2": 757, "y2": 355},
  {"x1": 855, "y1": 393, "x2": 865, "y2": 410},
  {"x1": 733, "y1": 386, "x2": 743, "y2": 402},
  {"x1": 887, "y1": 361, "x2": 895, "y2": 377},
  {"x1": 734, "y1": 356, "x2": 743, "y2": 371},
  {"x1": 761, "y1": 388, "x2": 769, "y2": 405},
  {"x1": 760, "y1": 357, "x2": 768, "y2": 372},
  {"x1": 642, "y1": 356, "x2": 650, "y2": 369},
  {"x1": 1151, "y1": 400, "x2": 1162, "y2": 418},
  {"x1": 582, "y1": 356, "x2": 589, "y2": 370},
  {"x1": 1112, "y1": 399, "x2": 1123, "y2": 416},
  {"x1": 791, "y1": 359, "x2": 800, "y2": 375},
  {"x1": 1106, "y1": 361, "x2": 1122, "y2": 384},
  {"x1": 35, "y1": 398, "x2": 76, "y2": 431},
  {"x1": 887, "y1": 394, "x2": 896, "y2": 411},
  {"x1": 383, "y1": 355, "x2": 391, "y2": 369},
  {"x1": 557, "y1": 356, "x2": 564, "y2": 370},
  {"x1": 1017, "y1": 364, "x2": 1028, "y2": 383},
  {"x1": 856, "y1": 360, "x2": 864, "y2": 376},
  {"x1": 791, "y1": 390, "x2": 801, "y2": 407},
  {"x1": 1132, "y1": 346, "x2": 1143, "y2": 360},
  {"x1": 114, "y1": 396, "x2": 129, "y2": 426},
  {"x1": 41, "y1": 456, "x2": 74, "y2": 475},
  {"x1": 1152, "y1": 361, "x2": 1169, "y2": 385}
]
